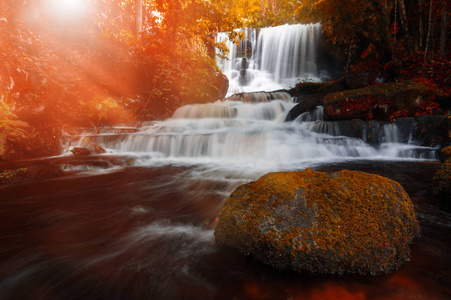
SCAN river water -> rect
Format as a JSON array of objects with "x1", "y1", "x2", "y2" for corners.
[{"x1": 0, "y1": 96, "x2": 450, "y2": 299}]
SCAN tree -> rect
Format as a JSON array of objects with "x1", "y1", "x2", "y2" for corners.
[
  {"x1": 134, "y1": 0, "x2": 143, "y2": 37},
  {"x1": 294, "y1": 0, "x2": 394, "y2": 65}
]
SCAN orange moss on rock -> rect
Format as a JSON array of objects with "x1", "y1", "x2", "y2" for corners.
[{"x1": 214, "y1": 169, "x2": 420, "y2": 275}]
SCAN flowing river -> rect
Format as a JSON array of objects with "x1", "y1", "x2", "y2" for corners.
[{"x1": 0, "y1": 95, "x2": 450, "y2": 299}]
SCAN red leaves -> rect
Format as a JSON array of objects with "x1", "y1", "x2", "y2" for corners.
[{"x1": 361, "y1": 43, "x2": 376, "y2": 60}]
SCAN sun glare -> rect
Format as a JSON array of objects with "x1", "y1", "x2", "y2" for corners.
[{"x1": 46, "y1": 0, "x2": 91, "y2": 24}]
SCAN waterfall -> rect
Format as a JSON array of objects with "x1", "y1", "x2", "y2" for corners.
[
  {"x1": 65, "y1": 97, "x2": 437, "y2": 171},
  {"x1": 216, "y1": 24, "x2": 323, "y2": 95},
  {"x1": 64, "y1": 18, "x2": 438, "y2": 170}
]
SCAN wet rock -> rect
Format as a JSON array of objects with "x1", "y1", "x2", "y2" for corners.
[
  {"x1": 289, "y1": 78, "x2": 349, "y2": 98},
  {"x1": 226, "y1": 91, "x2": 291, "y2": 103},
  {"x1": 236, "y1": 39, "x2": 252, "y2": 58},
  {"x1": 93, "y1": 144, "x2": 106, "y2": 154},
  {"x1": 0, "y1": 165, "x2": 64, "y2": 184},
  {"x1": 289, "y1": 82, "x2": 323, "y2": 97},
  {"x1": 416, "y1": 115, "x2": 447, "y2": 145},
  {"x1": 215, "y1": 72, "x2": 229, "y2": 100},
  {"x1": 215, "y1": 169, "x2": 420, "y2": 275},
  {"x1": 332, "y1": 119, "x2": 368, "y2": 139},
  {"x1": 71, "y1": 147, "x2": 92, "y2": 156},
  {"x1": 316, "y1": 77, "x2": 348, "y2": 94},
  {"x1": 285, "y1": 95, "x2": 325, "y2": 122},
  {"x1": 323, "y1": 80, "x2": 437, "y2": 121},
  {"x1": 433, "y1": 159, "x2": 451, "y2": 213}
]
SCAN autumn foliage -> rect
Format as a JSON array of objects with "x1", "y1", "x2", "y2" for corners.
[
  {"x1": 0, "y1": 0, "x2": 240, "y2": 160},
  {"x1": 0, "y1": 0, "x2": 449, "y2": 160}
]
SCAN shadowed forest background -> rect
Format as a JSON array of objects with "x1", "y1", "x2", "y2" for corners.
[{"x1": 0, "y1": 0, "x2": 449, "y2": 160}]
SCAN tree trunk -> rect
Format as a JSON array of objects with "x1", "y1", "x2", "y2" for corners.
[
  {"x1": 398, "y1": 0, "x2": 411, "y2": 54},
  {"x1": 418, "y1": 0, "x2": 424, "y2": 50},
  {"x1": 368, "y1": 0, "x2": 393, "y2": 63},
  {"x1": 394, "y1": 0, "x2": 398, "y2": 45},
  {"x1": 424, "y1": 0, "x2": 433, "y2": 59},
  {"x1": 441, "y1": 2, "x2": 447, "y2": 57},
  {"x1": 134, "y1": 0, "x2": 143, "y2": 37}
]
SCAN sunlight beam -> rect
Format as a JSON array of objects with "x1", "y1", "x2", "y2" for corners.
[{"x1": 45, "y1": 0, "x2": 91, "y2": 24}]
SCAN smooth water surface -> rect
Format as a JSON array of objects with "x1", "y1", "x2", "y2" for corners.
[{"x1": 0, "y1": 160, "x2": 450, "y2": 299}]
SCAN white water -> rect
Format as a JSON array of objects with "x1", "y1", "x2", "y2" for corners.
[
  {"x1": 65, "y1": 95, "x2": 437, "y2": 174},
  {"x1": 216, "y1": 24, "x2": 323, "y2": 95}
]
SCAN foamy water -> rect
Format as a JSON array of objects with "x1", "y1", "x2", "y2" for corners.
[{"x1": 64, "y1": 94, "x2": 437, "y2": 176}]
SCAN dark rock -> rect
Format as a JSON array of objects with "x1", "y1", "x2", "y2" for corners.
[
  {"x1": 285, "y1": 95, "x2": 325, "y2": 122},
  {"x1": 433, "y1": 159, "x2": 451, "y2": 213},
  {"x1": 215, "y1": 72, "x2": 229, "y2": 100},
  {"x1": 416, "y1": 115, "x2": 447, "y2": 145},
  {"x1": 332, "y1": 119, "x2": 367, "y2": 139},
  {"x1": 0, "y1": 165, "x2": 64, "y2": 184},
  {"x1": 239, "y1": 57, "x2": 248, "y2": 85},
  {"x1": 316, "y1": 77, "x2": 349, "y2": 94},
  {"x1": 226, "y1": 91, "x2": 291, "y2": 103},
  {"x1": 436, "y1": 94, "x2": 451, "y2": 111},
  {"x1": 71, "y1": 147, "x2": 92, "y2": 156},
  {"x1": 439, "y1": 146, "x2": 451, "y2": 163},
  {"x1": 309, "y1": 119, "x2": 390, "y2": 144},
  {"x1": 323, "y1": 80, "x2": 438, "y2": 121},
  {"x1": 289, "y1": 82, "x2": 323, "y2": 97},
  {"x1": 236, "y1": 39, "x2": 252, "y2": 58},
  {"x1": 289, "y1": 78, "x2": 349, "y2": 98},
  {"x1": 439, "y1": 115, "x2": 451, "y2": 143},
  {"x1": 215, "y1": 169, "x2": 420, "y2": 275}
]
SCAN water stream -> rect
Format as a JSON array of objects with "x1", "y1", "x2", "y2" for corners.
[
  {"x1": 0, "y1": 25, "x2": 450, "y2": 300},
  {"x1": 65, "y1": 96, "x2": 437, "y2": 170}
]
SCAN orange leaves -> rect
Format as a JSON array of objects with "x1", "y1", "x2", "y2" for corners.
[{"x1": 0, "y1": 94, "x2": 30, "y2": 159}]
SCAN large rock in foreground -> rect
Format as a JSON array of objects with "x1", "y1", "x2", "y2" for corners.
[{"x1": 215, "y1": 169, "x2": 420, "y2": 275}]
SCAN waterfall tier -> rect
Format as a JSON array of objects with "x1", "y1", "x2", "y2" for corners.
[
  {"x1": 216, "y1": 24, "x2": 323, "y2": 95},
  {"x1": 65, "y1": 97, "x2": 437, "y2": 171}
]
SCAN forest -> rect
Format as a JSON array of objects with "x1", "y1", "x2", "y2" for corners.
[
  {"x1": 0, "y1": 2, "x2": 450, "y2": 298},
  {"x1": 0, "y1": 0, "x2": 449, "y2": 160}
]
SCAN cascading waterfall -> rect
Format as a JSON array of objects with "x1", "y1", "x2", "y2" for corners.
[
  {"x1": 65, "y1": 95, "x2": 437, "y2": 171},
  {"x1": 216, "y1": 23, "x2": 323, "y2": 95},
  {"x1": 64, "y1": 22, "x2": 437, "y2": 169}
]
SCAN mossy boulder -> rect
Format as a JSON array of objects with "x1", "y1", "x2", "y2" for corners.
[
  {"x1": 433, "y1": 159, "x2": 451, "y2": 213},
  {"x1": 323, "y1": 80, "x2": 438, "y2": 121},
  {"x1": 215, "y1": 169, "x2": 420, "y2": 275}
]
